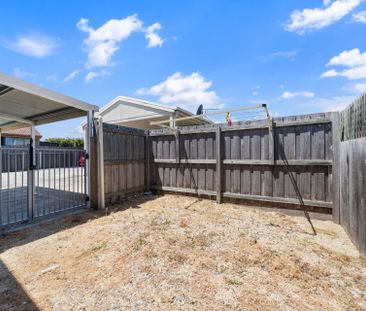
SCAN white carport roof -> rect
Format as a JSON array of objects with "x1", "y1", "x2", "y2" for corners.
[{"x1": 0, "y1": 72, "x2": 98, "y2": 130}]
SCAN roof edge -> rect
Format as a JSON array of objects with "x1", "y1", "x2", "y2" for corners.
[{"x1": 0, "y1": 72, "x2": 98, "y2": 112}]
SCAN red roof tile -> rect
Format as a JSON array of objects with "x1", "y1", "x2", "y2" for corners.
[{"x1": 1, "y1": 127, "x2": 42, "y2": 138}]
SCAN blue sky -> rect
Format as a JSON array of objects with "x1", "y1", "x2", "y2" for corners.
[{"x1": 1, "y1": 0, "x2": 366, "y2": 138}]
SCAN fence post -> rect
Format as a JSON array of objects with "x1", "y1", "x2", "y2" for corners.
[
  {"x1": 27, "y1": 125, "x2": 36, "y2": 222},
  {"x1": 145, "y1": 130, "x2": 150, "y2": 192},
  {"x1": 97, "y1": 117, "x2": 105, "y2": 208},
  {"x1": 216, "y1": 126, "x2": 222, "y2": 203},
  {"x1": 268, "y1": 118, "x2": 275, "y2": 165},
  {"x1": 332, "y1": 111, "x2": 341, "y2": 224},
  {"x1": 175, "y1": 129, "x2": 180, "y2": 164}
]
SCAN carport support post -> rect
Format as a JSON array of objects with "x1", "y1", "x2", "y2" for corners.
[
  {"x1": 27, "y1": 125, "x2": 36, "y2": 221},
  {"x1": 86, "y1": 110, "x2": 99, "y2": 209}
]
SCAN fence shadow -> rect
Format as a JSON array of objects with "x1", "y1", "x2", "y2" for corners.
[
  {"x1": 0, "y1": 193, "x2": 154, "y2": 254},
  {"x1": 0, "y1": 259, "x2": 39, "y2": 311},
  {"x1": 0, "y1": 193, "x2": 155, "y2": 310}
]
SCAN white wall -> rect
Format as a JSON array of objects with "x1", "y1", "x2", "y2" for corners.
[{"x1": 101, "y1": 99, "x2": 171, "y2": 125}]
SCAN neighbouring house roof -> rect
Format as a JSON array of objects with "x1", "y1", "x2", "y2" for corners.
[
  {"x1": 85, "y1": 96, "x2": 211, "y2": 129},
  {"x1": 1, "y1": 127, "x2": 42, "y2": 138}
]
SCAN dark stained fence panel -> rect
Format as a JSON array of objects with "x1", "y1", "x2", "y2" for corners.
[
  {"x1": 148, "y1": 113, "x2": 333, "y2": 210},
  {"x1": 103, "y1": 123, "x2": 146, "y2": 205}
]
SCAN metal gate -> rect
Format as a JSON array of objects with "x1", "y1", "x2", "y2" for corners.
[{"x1": 0, "y1": 146, "x2": 87, "y2": 227}]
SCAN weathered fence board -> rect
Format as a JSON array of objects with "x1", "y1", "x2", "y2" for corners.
[
  {"x1": 103, "y1": 123, "x2": 146, "y2": 205},
  {"x1": 339, "y1": 137, "x2": 366, "y2": 255},
  {"x1": 340, "y1": 92, "x2": 366, "y2": 141},
  {"x1": 149, "y1": 113, "x2": 333, "y2": 210},
  {"x1": 336, "y1": 93, "x2": 366, "y2": 256}
]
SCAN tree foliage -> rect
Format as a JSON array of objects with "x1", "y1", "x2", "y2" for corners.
[{"x1": 45, "y1": 138, "x2": 84, "y2": 148}]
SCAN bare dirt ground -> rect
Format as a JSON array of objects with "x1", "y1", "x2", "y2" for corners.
[{"x1": 0, "y1": 194, "x2": 365, "y2": 311}]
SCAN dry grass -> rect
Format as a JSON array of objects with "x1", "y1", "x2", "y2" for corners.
[{"x1": 0, "y1": 194, "x2": 365, "y2": 311}]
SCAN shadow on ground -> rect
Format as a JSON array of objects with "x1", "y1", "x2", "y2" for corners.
[
  {"x1": 0, "y1": 194, "x2": 154, "y2": 254},
  {"x1": 0, "y1": 194, "x2": 155, "y2": 310},
  {"x1": 0, "y1": 260, "x2": 39, "y2": 311}
]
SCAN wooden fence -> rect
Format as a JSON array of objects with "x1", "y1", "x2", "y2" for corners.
[
  {"x1": 337, "y1": 93, "x2": 366, "y2": 256},
  {"x1": 148, "y1": 112, "x2": 335, "y2": 212},
  {"x1": 339, "y1": 137, "x2": 366, "y2": 255},
  {"x1": 103, "y1": 123, "x2": 146, "y2": 205}
]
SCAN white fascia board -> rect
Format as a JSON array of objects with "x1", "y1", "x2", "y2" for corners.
[
  {"x1": 81, "y1": 112, "x2": 167, "y2": 128},
  {"x1": 0, "y1": 71, "x2": 98, "y2": 112},
  {"x1": 98, "y1": 96, "x2": 177, "y2": 116}
]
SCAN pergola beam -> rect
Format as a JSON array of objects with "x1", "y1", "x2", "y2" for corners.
[
  {"x1": 0, "y1": 111, "x2": 34, "y2": 128},
  {"x1": 150, "y1": 104, "x2": 265, "y2": 126}
]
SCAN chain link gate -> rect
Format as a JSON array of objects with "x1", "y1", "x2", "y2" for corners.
[{"x1": 0, "y1": 145, "x2": 88, "y2": 228}]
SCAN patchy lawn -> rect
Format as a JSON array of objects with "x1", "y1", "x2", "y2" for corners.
[{"x1": 0, "y1": 194, "x2": 365, "y2": 311}]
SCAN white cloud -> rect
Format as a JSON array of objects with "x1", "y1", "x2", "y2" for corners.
[
  {"x1": 7, "y1": 34, "x2": 58, "y2": 58},
  {"x1": 322, "y1": 65, "x2": 366, "y2": 79},
  {"x1": 323, "y1": 0, "x2": 332, "y2": 5},
  {"x1": 353, "y1": 10, "x2": 366, "y2": 23},
  {"x1": 352, "y1": 82, "x2": 366, "y2": 93},
  {"x1": 321, "y1": 69, "x2": 339, "y2": 77},
  {"x1": 327, "y1": 48, "x2": 366, "y2": 67},
  {"x1": 308, "y1": 95, "x2": 354, "y2": 111},
  {"x1": 85, "y1": 70, "x2": 110, "y2": 83},
  {"x1": 63, "y1": 70, "x2": 81, "y2": 83},
  {"x1": 285, "y1": 0, "x2": 361, "y2": 34},
  {"x1": 77, "y1": 15, "x2": 165, "y2": 67},
  {"x1": 322, "y1": 48, "x2": 366, "y2": 79},
  {"x1": 251, "y1": 85, "x2": 260, "y2": 96},
  {"x1": 137, "y1": 72, "x2": 221, "y2": 111},
  {"x1": 46, "y1": 74, "x2": 57, "y2": 82},
  {"x1": 77, "y1": 15, "x2": 144, "y2": 67},
  {"x1": 281, "y1": 91, "x2": 315, "y2": 99},
  {"x1": 13, "y1": 68, "x2": 38, "y2": 79},
  {"x1": 145, "y1": 23, "x2": 164, "y2": 47},
  {"x1": 269, "y1": 50, "x2": 299, "y2": 59}
]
